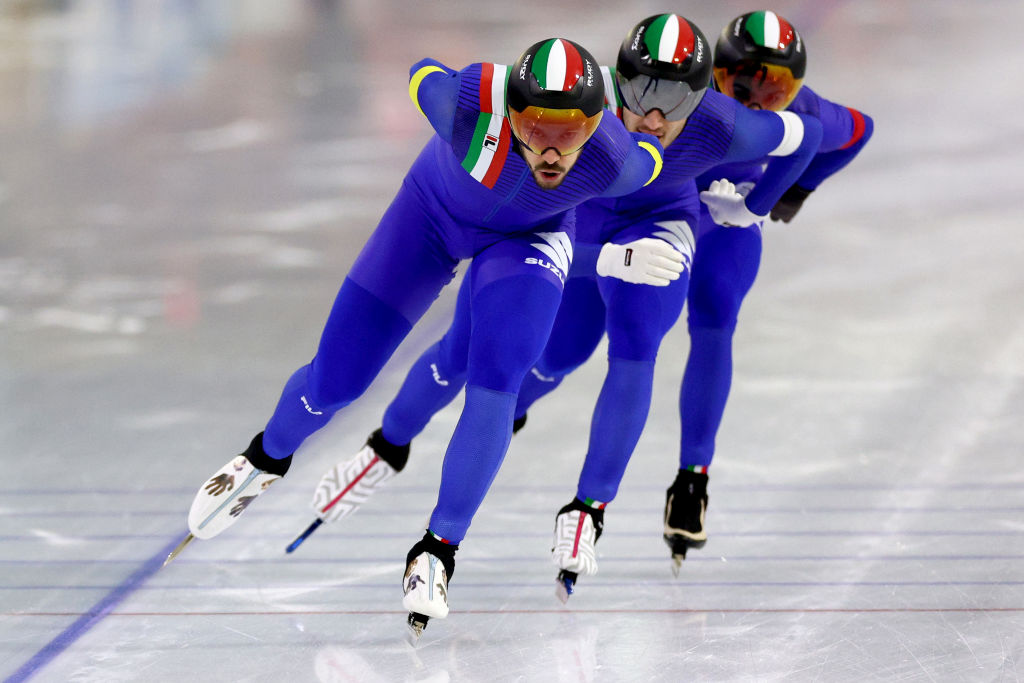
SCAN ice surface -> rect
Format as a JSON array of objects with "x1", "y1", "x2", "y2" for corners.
[{"x1": 2, "y1": 1, "x2": 1023, "y2": 681}]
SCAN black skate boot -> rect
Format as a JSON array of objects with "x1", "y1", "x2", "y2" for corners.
[
  {"x1": 663, "y1": 469, "x2": 708, "y2": 576},
  {"x1": 512, "y1": 412, "x2": 528, "y2": 434}
]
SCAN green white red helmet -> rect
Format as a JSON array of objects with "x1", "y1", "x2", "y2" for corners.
[
  {"x1": 713, "y1": 10, "x2": 806, "y2": 111},
  {"x1": 615, "y1": 14, "x2": 711, "y2": 121},
  {"x1": 506, "y1": 38, "x2": 604, "y2": 155}
]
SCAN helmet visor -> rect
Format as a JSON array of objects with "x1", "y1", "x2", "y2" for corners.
[
  {"x1": 508, "y1": 106, "x2": 603, "y2": 156},
  {"x1": 616, "y1": 73, "x2": 704, "y2": 121},
  {"x1": 713, "y1": 62, "x2": 803, "y2": 111}
]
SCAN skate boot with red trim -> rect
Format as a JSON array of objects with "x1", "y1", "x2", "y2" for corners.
[{"x1": 551, "y1": 497, "x2": 605, "y2": 603}]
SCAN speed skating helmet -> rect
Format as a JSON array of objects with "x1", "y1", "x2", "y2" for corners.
[
  {"x1": 615, "y1": 13, "x2": 711, "y2": 121},
  {"x1": 506, "y1": 38, "x2": 604, "y2": 156},
  {"x1": 713, "y1": 10, "x2": 806, "y2": 111}
]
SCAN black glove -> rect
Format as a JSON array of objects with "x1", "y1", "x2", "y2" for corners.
[{"x1": 769, "y1": 184, "x2": 813, "y2": 223}]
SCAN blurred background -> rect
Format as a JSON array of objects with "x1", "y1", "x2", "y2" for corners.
[{"x1": 2, "y1": 1, "x2": 1022, "y2": 681}]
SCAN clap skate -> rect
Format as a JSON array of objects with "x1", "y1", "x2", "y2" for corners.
[
  {"x1": 164, "y1": 433, "x2": 292, "y2": 567},
  {"x1": 663, "y1": 469, "x2": 709, "y2": 576},
  {"x1": 402, "y1": 533, "x2": 457, "y2": 644},
  {"x1": 551, "y1": 498, "x2": 604, "y2": 603},
  {"x1": 286, "y1": 428, "x2": 409, "y2": 553}
]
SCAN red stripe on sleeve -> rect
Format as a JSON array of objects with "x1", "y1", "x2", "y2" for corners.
[
  {"x1": 841, "y1": 107, "x2": 867, "y2": 150},
  {"x1": 481, "y1": 118, "x2": 511, "y2": 188},
  {"x1": 479, "y1": 62, "x2": 494, "y2": 113}
]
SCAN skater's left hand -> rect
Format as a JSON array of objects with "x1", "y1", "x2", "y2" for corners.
[{"x1": 596, "y1": 238, "x2": 685, "y2": 286}]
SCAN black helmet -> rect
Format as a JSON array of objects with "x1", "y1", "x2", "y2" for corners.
[
  {"x1": 506, "y1": 38, "x2": 604, "y2": 155},
  {"x1": 713, "y1": 10, "x2": 806, "y2": 111},
  {"x1": 615, "y1": 14, "x2": 711, "y2": 121}
]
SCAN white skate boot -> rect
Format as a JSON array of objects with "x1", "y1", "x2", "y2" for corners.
[
  {"x1": 402, "y1": 533, "x2": 457, "y2": 643},
  {"x1": 286, "y1": 429, "x2": 409, "y2": 553},
  {"x1": 165, "y1": 433, "x2": 291, "y2": 566},
  {"x1": 551, "y1": 498, "x2": 604, "y2": 603}
]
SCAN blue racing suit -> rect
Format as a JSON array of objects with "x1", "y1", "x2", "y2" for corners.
[{"x1": 259, "y1": 59, "x2": 663, "y2": 544}]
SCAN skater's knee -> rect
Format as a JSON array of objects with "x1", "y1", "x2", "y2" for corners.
[
  {"x1": 468, "y1": 281, "x2": 561, "y2": 392},
  {"x1": 436, "y1": 334, "x2": 469, "y2": 378},
  {"x1": 305, "y1": 362, "x2": 373, "y2": 410}
]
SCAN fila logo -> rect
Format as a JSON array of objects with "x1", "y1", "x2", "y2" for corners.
[
  {"x1": 429, "y1": 363, "x2": 449, "y2": 386},
  {"x1": 530, "y1": 367, "x2": 556, "y2": 382},
  {"x1": 526, "y1": 231, "x2": 573, "y2": 283},
  {"x1": 300, "y1": 395, "x2": 323, "y2": 415},
  {"x1": 483, "y1": 134, "x2": 498, "y2": 150}
]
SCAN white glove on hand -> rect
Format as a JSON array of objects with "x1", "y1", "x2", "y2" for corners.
[
  {"x1": 699, "y1": 179, "x2": 767, "y2": 227},
  {"x1": 596, "y1": 238, "x2": 684, "y2": 286}
]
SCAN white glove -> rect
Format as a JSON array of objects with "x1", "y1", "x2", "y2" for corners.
[
  {"x1": 596, "y1": 238, "x2": 684, "y2": 286},
  {"x1": 699, "y1": 179, "x2": 766, "y2": 227}
]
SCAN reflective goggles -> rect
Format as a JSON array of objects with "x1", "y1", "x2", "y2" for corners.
[
  {"x1": 713, "y1": 62, "x2": 803, "y2": 112},
  {"x1": 507, "y1": 105, "x2": 603, "y2": 156},
  {"x1": 615, "y1": 73, "x2": 705, "y2": 121}
]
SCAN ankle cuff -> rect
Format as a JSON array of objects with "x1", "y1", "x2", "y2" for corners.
[
  {"x1": 369, "y1": 428, "x2": 410, "y2": 472},
  {"x1": 243, "y1": 432, "x2": 292, "y2": 477}
]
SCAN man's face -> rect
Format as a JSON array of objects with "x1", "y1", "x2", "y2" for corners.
[
  {"x1": 622, "y1": 108, "x2": 686, "y2": 148},
  {"x1": 521, "y1": 147, "x2": 581, "y2": 190}
]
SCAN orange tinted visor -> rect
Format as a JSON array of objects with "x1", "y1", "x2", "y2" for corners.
[
  {"x1": 714, "y1": 63, "x2": 803, "y2": 112},
  {"x1": 508, "y1": 106, "x2": 602, "y2": 156}
]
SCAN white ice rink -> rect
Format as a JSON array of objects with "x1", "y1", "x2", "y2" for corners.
[{"x1": 3, "y1": 1, "x2": 1023, "y2": 681}]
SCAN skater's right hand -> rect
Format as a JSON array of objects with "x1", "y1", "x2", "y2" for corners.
[
  {"x1": 699, "y1": 179, "x2": 766, "y2": 227},
  {"x1": 596, "y1": 238, "x2": 684, "y2": 287}
]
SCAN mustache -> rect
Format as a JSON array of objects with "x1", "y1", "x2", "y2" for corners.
[{"x1": 532, "y1": 161, "x2": 566, "y2": 174}]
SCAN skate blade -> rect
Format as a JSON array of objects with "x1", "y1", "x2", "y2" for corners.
[
  {"x1": 555, "y1": 570, "x2": 576, "y2": 604},
  {"x1": 285, "y1": 518, "x2": 324, "y2": 554},
  {"x1": 670, "y1": 553, "x2": 685, "y2": 578},
  {"x1": 163, "y1": 533, "x2": 195, "y2": 568},
  {"x1": 406, "y1": 612, "x2": 429, "y2": 646}
]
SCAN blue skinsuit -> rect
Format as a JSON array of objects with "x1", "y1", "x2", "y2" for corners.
[
  {"x1": 378, "y1": 74, "x2": 825, "y2": 507},
  {"x1": 258, "y1": 58, "x2": 662, "y2": 545},
  {"x1": 680, "y1": 85, "x2": 874, "y2": 471}
]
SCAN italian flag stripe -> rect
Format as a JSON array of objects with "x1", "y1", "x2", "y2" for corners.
[
  {"x1": 481, "y1": 119, "x2": 510, "y2": 188},
  {"x1": 647, "y1": 14, "x2": 689, "y2": 64},
  {"x1": 533, "y1": 38, "x2": 580, "y2": 91},
  {"x1": 478, "y1": 62, "x2": 494, "y2": 113},
  {"x1": 599, "y1": 65, "x2": 621, "y2": 116},
  {"x1": 776, "y1": 15, "x2": 796, "y2": 48},
  {"x1": 532, "y1": 39, "x2": 555, "y2": 89},
  {"x1": 747, "y1": 11, "x2": 782, "y2": 49},
  {"x1": 464, "y1": 63, "x2": 509, "y2": 188},
  {"x1": 462, "y1": 115, "x2": 489, "y2": 174}
]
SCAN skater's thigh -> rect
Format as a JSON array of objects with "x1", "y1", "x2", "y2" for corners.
[
  {"x1": 598, "y1": 210, "x2": 695, "y2": 361},
  {"x1": 536, "y1": 275, "x2": 605, "y2": 377},
  {"x1": 348, "y1": 183, "x2": 459, "y2": 325},
  {"x1": 688, "y1": 210, "x2": 763, "y2": 329},
  {"x1": 465, "y1": 232, "x2": 570, "y2": 392}
]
